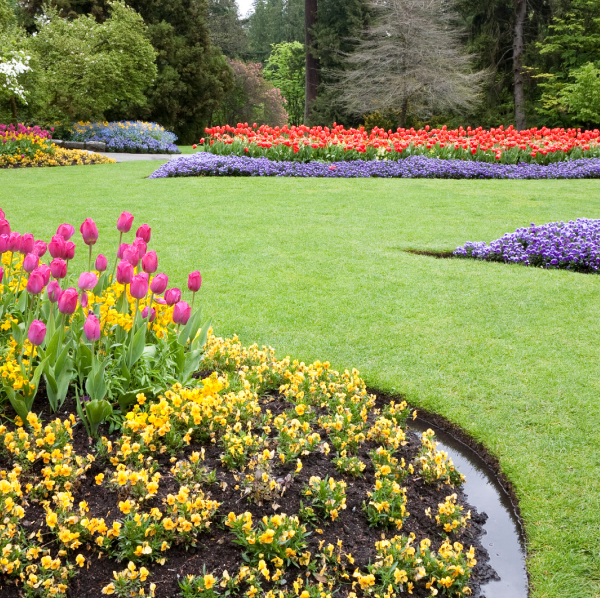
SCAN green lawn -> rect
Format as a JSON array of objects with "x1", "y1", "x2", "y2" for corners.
[{"x1": 3, "y1": 161, "x2": 600, "y2": 597}]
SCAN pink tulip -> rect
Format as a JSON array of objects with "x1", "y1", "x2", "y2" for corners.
[
  {"x1": 150, "y1": 273, "x2": 168, "y2": 294},
  {"x1": 23, "y1": 253, "x2": 39, "y2": 274},
  {"x1": 164, "y1": 287, "x2": 181, "y2": 306},
  {"x1": 188, "y1": 271, "x2": 202, "y2": 292},
  {"x1": 33, "y1": 240, "x2": 47, "y2": 257},
  {"x1": 56, "y1": 223, "x2": 75, "y2": 241},
  {"x1": 8, "y1": 232, "x2": 21, "y2": 252},
  {"x1": 47, "y1": 280, "x2": 62, "y2": 303},
  {"x1": 172, "y1": 301, "x2": 191, "y2": 325},
  {"x1": 50, "y1": 258, "x2": 67, "y2": 279},
  {"x1": 136, "y1": 223, "x2": 151, "y2": 243},
  {"x1": 0, "y1": 267, "x2": 3, "y2": 283},
  {"x1": 78, "y1": 272, "x2": 98, "y2": 291},
  {"x1": 95, "y1": 254, "x2": 108, "y2": 272},
  {"x1": 58, "y1": 287, "x2": 78, "y2": 314},
  {"x1": 64, "y1": 241, "x2": 76, "y2": 261},
  {"x1": 28, "y1": 320, "x2": 46, "y2": 346},
  {"x1": 0, "y1": 208, "x2": 3, "y2": 219},
  {"x1": 123, "y1": 245, "x2": 139, "y2": 268},
  {"x1": 142, "y1": 306, "x2": 156, "y2": 322},
  {"x1": 37, "y1": 264, "x2": 51, "y2": 286},
  {"x1": 116, "y1": 260, "x2": 133, "y2": 285},
  {"x1": 80, "y1": 218, "x2": 98, "y2": 246},
  {"x1": 117, "y1": 243, "x2": 129, "y2": 259},
  {"x1": 154, "y1": 296, "x2": 166, "y2": 305},
  {"x1": 130, "y1": 273, "x2": 148, "y2": 299},
  {"x1": 117, "y1": 211, "x2": 134, "y2": 233},
  {"x1": 0, "y1": 235, "x2": 8, "y2": 253},
  {"x1": 26, "y1": 270, "x2": 45, "y2": 295},
  {"x1": 80, "y1": 291, "x2": 88, "y2": 308},
  {"x1": 0, "y1": 219, "x2": 10, "y2": 236},
  {"x1": 49, "y1": 235, "x2": 66, "y2": 259},
  {"x1": 83, "y1": 313, "x2": 101, "y2": 342},
  {"x1": 133, "y1": 237, "x2": 147, "y2": 259},
  {"x1": 20, "y1": 234, "x2": 34, "y2": 255},
  {"x1": 142, "y1": 251, "x2": 158, "y2": 274}
]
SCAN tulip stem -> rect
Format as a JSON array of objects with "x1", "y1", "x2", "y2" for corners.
[
  {"x1": 110, "y1": 232, "x2": 123, "y2": 284},
  {"x1": 147, "y1": 293, "x2": 154, "y2": 332},
  {"x1": 16, "y1": 268, "x2": 23, "y2": 296},
  {"x1": 191, "y1": 291, "x2": 196, "y2": 314},
  {"x1": 88, "y1": 245, "x2": 92, "y2": 273}
]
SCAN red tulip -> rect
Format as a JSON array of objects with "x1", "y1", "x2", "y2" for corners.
[
  {"x1": 164, "y1": 288, "x2": 181, "y2": 306},
  {"x1": 50, "y1": 258, "x2": 67, "y2": 279},
  {"x1": 64, "y1": 241, "x2": 76, "y2": 261},
  {"x1": 28, "y1": 320, "x2": 46, "y2": 346},
  {"x1": 187, "y1": 271, "x2": 202, "y2": 292},
  {"x1": 83, "y1": 313, "x2": 101, "y2": 342},
  {"x1": 58, "y1": 287, "x2": 78, "y2": 314},
  {"x1": 56, "y1": 223, "x2": 75, "y2": 240},
  {"x1": 0, "y1": 219, "x2": 10, "y2": 236},
  {"x1": 23, "y1": 253, "x2": 39, "y2": 274},
  {"x1": 123, "y1": 245, "x2": 139, "y2": 268},
  {"x1": 136, "y1": 224, "x2": 151, "y2": 243},
  {"x1": 80, "y1": 218, "x2": 99, "y2": 246},
  {"x1": 26, "y1": 270, "x2": 45, "y2": 295},
  {"x1": 142, "y1": 251, "x2": 157, "y2": 274},
  {"x1": 78, "y1": 272, "x2": 98, "y2": 291},
  {"x1": 47, "y1": 280, "x2": 62, "y2": 303},
  {"x1": 142, "y1": 306, "x2": 156, "y2": 322},
  {"x1": 95, "y1": 254, "x2": 108, "y2": 272},
  {"x1": 33, "y1": 240, "x2": 47, "y2": 257},
  {"x1": 49, "y1": 235, "x2": 66, "y2": 259},
  {"x1": 173, "y1": 301, "x2": 191, "y2": 325},
  {"x1": 150, "y1": 273, "x2": 168, "y2": 294},
  {"x1": 117, "y1": 211, "x2": 134, "y2": 233},
  {"x1": 20, "y1": 234, "x2": 34, "y2": 255},
  {"x1": 116, "y1": 260, "x2": 133, "y2": 285},
  {"x1": 130, "y1": 273, "x2": 148, "y2": 299}
]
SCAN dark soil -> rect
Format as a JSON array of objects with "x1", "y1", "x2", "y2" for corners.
[
  {"x1": 0, "y1": 388, "x2": 501, "y2": 598},
  {"x1": 405, "y1": 250, "x2": 455, "y2": 259}
]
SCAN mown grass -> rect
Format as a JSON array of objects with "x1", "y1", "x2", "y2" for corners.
[{"x1": 3, "y1": 161, "x2": 600, "y2": 597}]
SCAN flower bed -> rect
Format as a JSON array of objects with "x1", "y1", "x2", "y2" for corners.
[
  {"x1": 0, "y1": 208, "x2": 497, "y2": 598},
  {"x1": 149, "y1": 152, "x2": 600, "y2": 179},
  {"x1": 70, "y1": 121, "x2": 181, "y2": 154},
  {"x1": 199, "y1": 123, "x2": 600, "y2": 164},
  {"x1": 454, "y1": 218, "x2": 600, "y2": 272}
]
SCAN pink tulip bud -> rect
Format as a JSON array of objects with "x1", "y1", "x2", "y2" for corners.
[
  {"x1": 23, "y1": 253, "x2": 39, "y2": 274},
  {"x1": 80, "y1": 291, "x2": 88, "y2": 308},
  {"x1": 56, "y1": 223, "x2": 75, "y2": 241},
  {"x1": 188, "y1": 271, "x2": 202, "y2": 292},
  {"x1": 38, "y1": 264, "x2": 51, "y2": 286},
  {"x1": 0, "y1": 234, "x2": 8, "y2": 253},
  {"x1": 116, "y1": 260, "x2": 133, "y2": 285},
  {"x1": 142, "y1": 306, "x2": 156, "y2": 322},
  {"x1": 130, "y1": 273, "x2": 149, "y2": 299},
  {"x1": 154, "y1": 296, "x2": 166, "y2": 305},
  {"x1": 123, "y1": 245, "x2": 139, "y2": 268},
  {"x1": 47, "y1": 280, "x2": 62, "y2": 303},
  {"x1": 28, "y1": 320, "x2": 46, "y2": 346},
  {"x1": 142, "y1": 251, "x2": 158, "y2": 274},
  {"x1": 0, "y1": 219, "x2": 10, "y2": 236},
  {"x1": 33, "y1": 240, "x2": 47, "y2": 257},
  {"x1": 150, "y1": 273, "x2": 168, "y2": 294},
  {"x1": 133, "y1": 237, "x2": 147, "y2": 259},
  {"x1": 83, "y1": 313, "x2": 101, "y2": 342},
  {"x1": 95, "y1": 254, "x2": 108, "y2": 272},
  {"x1": 49, "y1": 235, "x2": 66, "y2": 259},
  {"x1": 50, "y1": 258, "x2": 67, "y2": 279},
  {"x1": 117, "y1": 211, "x2": 134, "y2": 233},
  {"x1": 78, "y1": 272, "x2": 98, "y2": 291},
  {"x1": 8, "y1": 232, "x2": 21, "y2": 253},
  {"x1": 26, "y1": 270, "x2": 45, "y2": 295},
  {"x1": 20, "y1": 233, "x2": 34, "y2": 255},
  {"x1": 58, "y1": 287, "x2": 78, "y2": 314},
  {"x1": 80, "y1": 218, "x2": 99, "y2": 246},
  {"x1": 172, "y1": 301, "x2": 191, "y2": 325},
  {"x1": 136, "y1": 223, "x2": 151, "y2": 243},
  {"x1": 64, "y1": 241, "x2": 76, "y2": 261},
  {"x1": 164, "y1": 287, "x2": 181, "y2": 306}
]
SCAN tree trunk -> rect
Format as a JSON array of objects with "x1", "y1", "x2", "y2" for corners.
[
  {"x1": 513, "y1": 0, "x2": 527, "y2": 130},
  {"x1": 304, "y1": 0, "x2": 319, "y2": 125},
  {"x1": 399, "y1": 97, "x2": 409, "y2": 128},
  {"x1": 10, "y1": 96, "x2": 18, "y2": 123}
]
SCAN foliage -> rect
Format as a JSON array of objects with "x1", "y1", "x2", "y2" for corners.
[
  {"x1": 213, "y1": 59, "x2": 288, "y2": 127},
  {"x1": 264, "y1": 41, "x2": 305, "y2": 125},
  {"x1": 300, "y1": 475, "x2": 347, "y2": 522},
  {"x1": 206, "y1": 0, "x2": 247, "y2": 58},
  {"x1": 28, "y1": 1, "x2": 157, "y2": 123}
]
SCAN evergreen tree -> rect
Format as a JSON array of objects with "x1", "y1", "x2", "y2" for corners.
[{"x1": 207, "y1": 0, "x2": 248, "y2": 58}]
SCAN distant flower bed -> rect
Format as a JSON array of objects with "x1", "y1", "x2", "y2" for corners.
[
  {"x1": 200, "y1": 123, "x2": 600, "y2": 164},
  {"x1": 70, "y1": 121, "x2": 180, "y2": 154},
  {"x1": 454, "y1": 219, "x2": 600, "y2": 272},
  {"x1": 149, "y1": 152, "x2": 600, "y2": 180}
]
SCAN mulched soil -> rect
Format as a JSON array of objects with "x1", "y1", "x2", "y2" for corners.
[
  {"x1": 0, "y1": 387, "x2": 500, "y2": 598},
  {"x1": 404, "y1": 250, "x2": 455, "y2": 259}
]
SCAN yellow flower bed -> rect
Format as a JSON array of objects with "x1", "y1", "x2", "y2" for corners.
[{"x1": 0, "y1": 146, "x2": 116, "y2": 168}]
